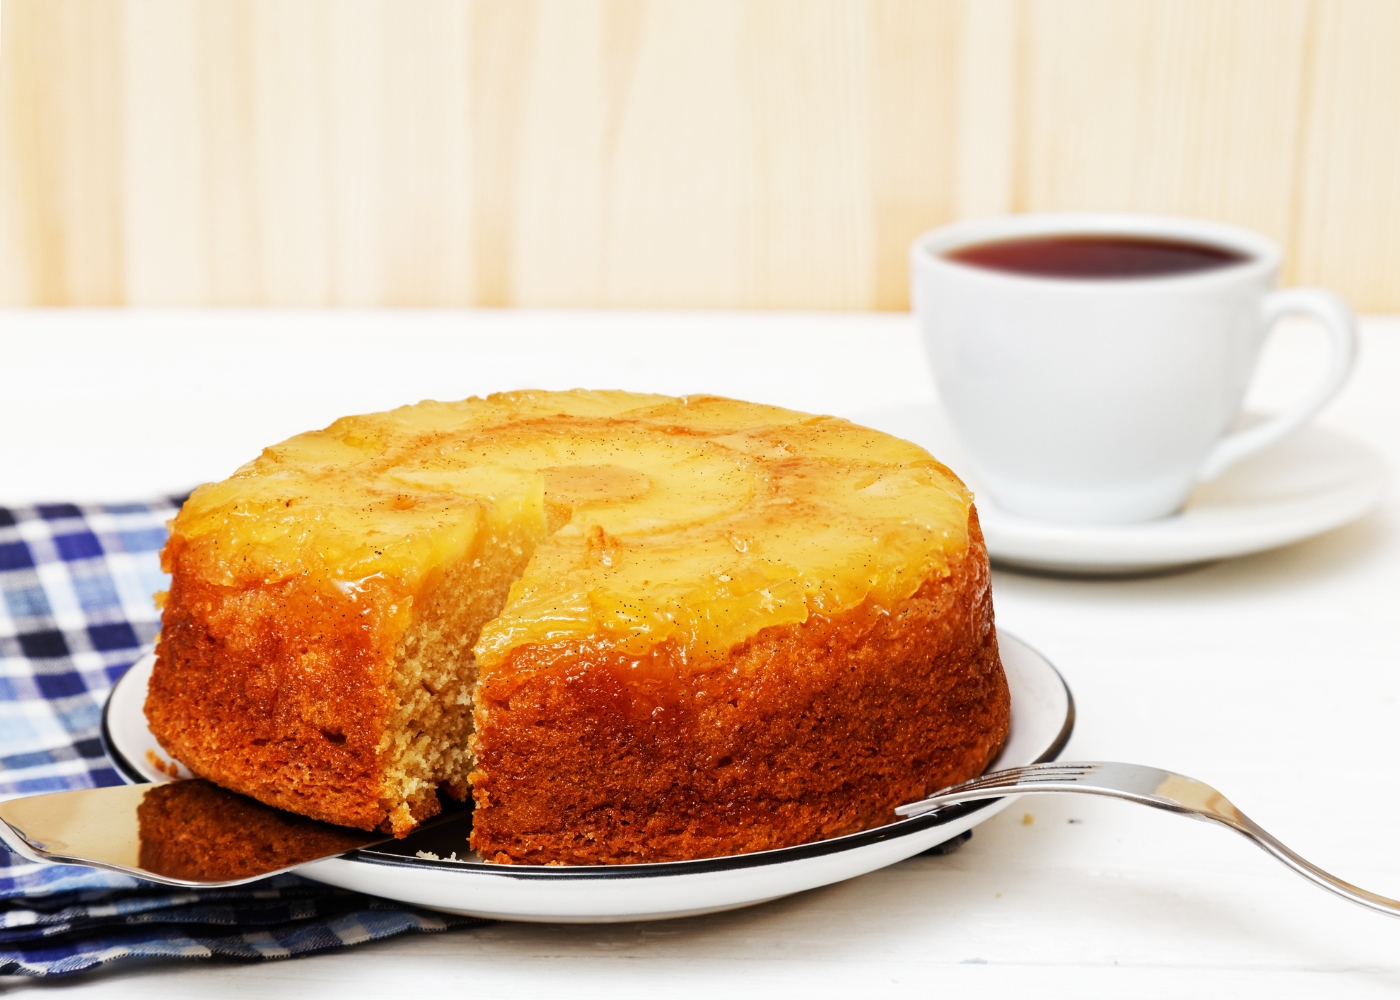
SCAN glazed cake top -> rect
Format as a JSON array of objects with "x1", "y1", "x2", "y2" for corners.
[{"x1": 170, "y1": 390, "x2": 973, "y2": 667}]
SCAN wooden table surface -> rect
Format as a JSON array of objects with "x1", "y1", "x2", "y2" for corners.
[{"x1": 3, "y1": 309, "x2": 1398, "y2": 998}]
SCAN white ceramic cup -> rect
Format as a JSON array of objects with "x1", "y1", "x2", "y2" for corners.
[{"x1": 910, "y1": 213, "x2": 1358, "y2": 524}]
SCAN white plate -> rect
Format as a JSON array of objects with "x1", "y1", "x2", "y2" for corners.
[
  {"x1": 103, "y1": 632, "x2": 1072, "y2": 923},
  {"x1": 852, "y1": 404, "x2": 1390, "y2": 575}
]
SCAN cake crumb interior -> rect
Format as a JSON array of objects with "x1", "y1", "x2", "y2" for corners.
[
  {"x1": 381, "y1": 521, "x2": 543, "y2": 833},
  {"x1": 378, "y1": 471, "x2": 603, "y2": 828}
]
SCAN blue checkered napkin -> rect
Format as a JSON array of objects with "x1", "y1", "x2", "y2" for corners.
[{"x1": 0, "y1": 498, "x2": 483, "y2": 977}]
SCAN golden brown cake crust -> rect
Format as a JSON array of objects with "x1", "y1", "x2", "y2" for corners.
[
  {"x1": 468, "y1": 512, "x2": 1008, "y2": 864},
  {"x1": 135, "y1": 780, "x2": 377, "y2": 883},
  {"x1": 146, "y1": 535, "x2": 420, "y2": 833}
]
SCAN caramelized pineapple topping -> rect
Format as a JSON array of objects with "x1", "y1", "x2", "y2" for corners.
[{"x1": 169, "y1": 390, "x2": 972, "y2": 669}]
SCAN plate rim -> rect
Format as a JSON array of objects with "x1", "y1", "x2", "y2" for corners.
[{"x1": 101, "y1": 631, "x2": 1074, "y2": 880}]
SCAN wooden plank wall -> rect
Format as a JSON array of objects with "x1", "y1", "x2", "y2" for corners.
[{"x1": 0, "y1": 0, "x2": 1396, "y2": 310}]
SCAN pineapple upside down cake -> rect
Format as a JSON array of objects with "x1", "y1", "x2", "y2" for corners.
[{"x1": 146, "y1": 390, "x2": 1009, "y2": 865}]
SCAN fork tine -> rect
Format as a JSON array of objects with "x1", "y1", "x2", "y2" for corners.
[
  {"x1": 894, "y1": 762, "x2": 1101, "y2": 817},
  {"x1": 939, "y1": 763, "x2": 1096, "y2": 791},
  {"x1": 948, "y1": 773, "x2": 1074, "y2": 793},
  {"x1": 973, "y1": 762, "x2": 1095, "y2": 778}
]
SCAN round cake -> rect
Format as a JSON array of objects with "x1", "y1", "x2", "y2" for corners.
[{"x1": 146, "y1": 390, "x2": 1009, "y2": 864}]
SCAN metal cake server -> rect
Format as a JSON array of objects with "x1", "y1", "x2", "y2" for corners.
[
  {"x1": 0, "y1": 779, "x2": 393, "y2": 887},
  {"x1": 896, "y1": 761, "x2": 1400, "y2": 917}
]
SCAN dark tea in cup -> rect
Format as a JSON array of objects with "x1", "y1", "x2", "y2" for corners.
[{"x1": 945, "y1": 234, "x2": 1247, "y2": 280}]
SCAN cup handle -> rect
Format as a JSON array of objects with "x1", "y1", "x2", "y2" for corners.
[{"x1": 1196, "y1": 288, "x2": 1358, "y2": 482}]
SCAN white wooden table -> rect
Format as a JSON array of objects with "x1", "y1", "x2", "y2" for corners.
[{"x1": 3, "y1": 309, "x2": 1398, "y2": 998}]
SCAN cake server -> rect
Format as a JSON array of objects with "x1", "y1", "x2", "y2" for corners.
[
  {"x1": 897, "y1": 760, "x2": 1400, "y2": 917},
  {"x1": 0, "y1": 779, "x2": 393, "y2": 887}
]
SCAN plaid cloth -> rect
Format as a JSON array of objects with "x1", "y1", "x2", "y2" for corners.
[{"x1": 0, "y1": 497, "x2": 482, "y2": 978}]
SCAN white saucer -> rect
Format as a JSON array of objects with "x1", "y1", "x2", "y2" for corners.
[
  {"x1": 852, "y1": 405, "x2": 1390, "y2": 575},
  {"x1": 102, "y1": 633, "x2": 1072, "y2": 923}
]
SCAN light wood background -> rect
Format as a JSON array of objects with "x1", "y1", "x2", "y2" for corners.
[{"x1": 1, "y1": 0, "x2": 1397, "y2": 310}]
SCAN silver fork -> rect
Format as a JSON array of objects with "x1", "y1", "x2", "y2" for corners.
[{"x1": 896, "y1": 761, "x2": 1400, "y2": 917}]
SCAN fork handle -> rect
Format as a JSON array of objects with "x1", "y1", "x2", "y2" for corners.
[
  {"x1": 899, "y1": 761, "x2": 1400, "y2": 918},
  {"x1": 1214, "y1": 810, "x2": 1400, "y2": 918}
]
